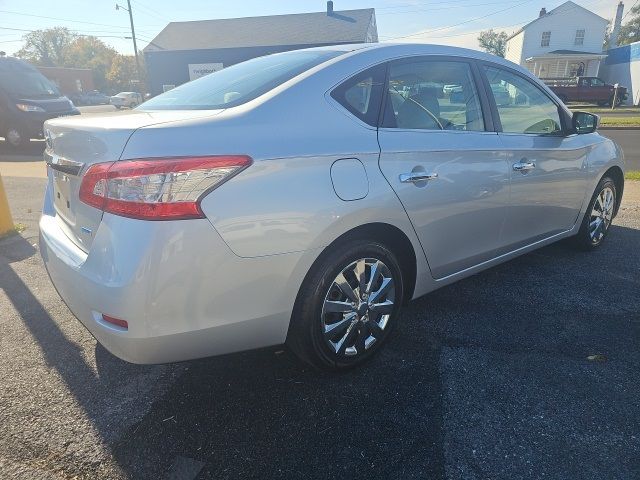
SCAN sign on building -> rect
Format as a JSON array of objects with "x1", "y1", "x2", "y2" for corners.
[{"x1": 188, "y1": 63, "x2": 224, "y2": 81}]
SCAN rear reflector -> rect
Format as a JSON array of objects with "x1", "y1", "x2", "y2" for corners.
[
  {"x1": 79, "y1": 156, "x2": 252, "y2": 220},
  {"x1": 102, "y1": 314, "x2": 129, "y2": 329}
]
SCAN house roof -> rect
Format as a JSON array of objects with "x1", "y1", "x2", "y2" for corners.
[
  {"x1": 143, "y1": 9, "x2": 376, "y2": 52},
  {"x1": 506, "y1": 1, "x2": 608, "y2": 41}
]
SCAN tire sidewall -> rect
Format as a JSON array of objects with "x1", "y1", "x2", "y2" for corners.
[
  {"x1": 294, "y1": 241, "x2": 404, "y2": 370},
  {"x1": 578, "y1": 176, "x2": 616, "y2": 249}
]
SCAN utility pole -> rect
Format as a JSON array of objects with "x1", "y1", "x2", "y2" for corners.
[{"x1": 116, "y1": 1, "x2": 141, "y2": 90}]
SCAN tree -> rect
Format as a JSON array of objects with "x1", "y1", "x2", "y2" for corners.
[
  {"x1": 66, "y1": 36, "x2": 119, "y2": 92},
  {"x1": 15, "y1": 29, "x2": 146, "y2": 93},
  {"x1": 106, "y1": 54, "x2": 145, "y2": 92},
  {"x1": 618, "y1": 4, "x2": 640, "y2": 46},
  {"x1": 15, "y1": 27, "x2": 76, "y2": 66},
  {"x1": 478, "y1": 29, "x2": 509, "y2": 57}
]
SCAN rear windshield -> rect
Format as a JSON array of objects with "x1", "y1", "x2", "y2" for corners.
[
  {"x1": 140, "y1": 50, "x2": 343, "y2": 110},
  {"x1": 0, "y1": 64, "x2": 60, "y2": 98}
]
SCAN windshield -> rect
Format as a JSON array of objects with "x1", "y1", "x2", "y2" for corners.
[
  {"x1": 140, "y1": 50, "x2": 343, "y2": 110},
  {"x1": 0, "y1": 69, "x2": 60, "y2": 98}
]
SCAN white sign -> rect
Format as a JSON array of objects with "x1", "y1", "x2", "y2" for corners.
[{"x1": 188, "y1": 63, "x2": 223, "y2": 80}]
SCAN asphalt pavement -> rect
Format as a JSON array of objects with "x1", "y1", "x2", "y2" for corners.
[
  {"x1": 600, "y1": 129, "x2": 640, "y2": 171},
  {"x1": 1, "y1": 136, "x2": 639, "y2": 480}
]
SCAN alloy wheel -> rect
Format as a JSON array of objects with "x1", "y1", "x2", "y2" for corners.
[
  {"x1": 321, "y1": 258, "x2": 396, "y2": 358},
  {"x1": 589, "y1": 186, "x2": 615, "y2": 245}
]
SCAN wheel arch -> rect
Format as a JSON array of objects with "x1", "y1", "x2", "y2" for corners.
[
  {"x1": 602, "y1": 165, "x2": 624, "y2": 216},
  {"x1": 296, "y1": 222, "x2": 419, "y2": 307}
]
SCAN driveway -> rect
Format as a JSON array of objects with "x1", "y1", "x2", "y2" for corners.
[{"x1": 1, "y1": 156, "x2": 639, "y2": 479}]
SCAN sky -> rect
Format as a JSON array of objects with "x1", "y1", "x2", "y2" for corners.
[{"x1": 0, "y1": 0, "x2": 626, "y2": 57}]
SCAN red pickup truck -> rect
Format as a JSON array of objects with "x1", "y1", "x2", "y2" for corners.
[{"x1": 544, "y1": 77, "x2": 628, "y2": 106}]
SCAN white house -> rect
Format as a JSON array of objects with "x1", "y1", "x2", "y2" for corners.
[{"x1": 505, "y1": 1, "x2": 609, "y2": 79}]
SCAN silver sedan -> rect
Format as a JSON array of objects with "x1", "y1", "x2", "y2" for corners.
[{"x1": 40, "y1": 43, "x2": 624, "y2": 370}]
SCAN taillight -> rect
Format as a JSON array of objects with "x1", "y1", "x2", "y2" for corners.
[{"x1": 79, "y1": 156, "x2": 252, "y2": 220}]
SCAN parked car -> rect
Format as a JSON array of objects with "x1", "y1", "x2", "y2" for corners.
[
  {"x1": 0, "y1": 57, "x2": 79, "y2": 149},
  {"x1": 40, "y1": 44, "x2": 624, "y2": 370},
  {"x1": 71, "y1": 90, "x2": 111, "y2": 106},
  {"x1": 544, "y1": 76, "x2": 628, "y2": 106},
  {"x1": 110, "y1": 91, "x2": 143, "y2": 109},
  {"x1": 442, "y1": 84, "x2": 462, "y2": 95}
]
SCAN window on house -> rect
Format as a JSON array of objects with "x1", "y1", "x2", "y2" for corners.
[
  {"x1": 541, "y1": 31, "x2": 551, "y2": 47},
  {"x1": 575, "y1": 29, "x2": 585, "y2": 46}
]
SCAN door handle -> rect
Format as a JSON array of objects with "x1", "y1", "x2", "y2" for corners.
[
  {"x1": 399, "y1": 172, "x2": 438, "y2": 183},
  {"x1": 512, "y1": 160, "x2": 536, "y2": 172}
]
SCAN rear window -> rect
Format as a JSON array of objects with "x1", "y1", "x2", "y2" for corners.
[{"x1": 140, "y1": 50, "x2": 343, "y2": 110}]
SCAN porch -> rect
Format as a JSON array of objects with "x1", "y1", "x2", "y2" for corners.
[{"x1": 524, "y1": 50, "x2": 608, "y2": 79}]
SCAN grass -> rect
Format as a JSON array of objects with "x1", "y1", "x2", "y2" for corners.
[
  {"x1": 0, "y1": 222, "x2": 26, "y2": 240},
  {"x1": 625, "y1": 171, "x2": 640, "y2": 181},
  {"x1": 598, "y1": 116, "x2": 640, "y2": 127},
  {"x1": 569, "y1": 106, "x2": 640, "y2": 114}
]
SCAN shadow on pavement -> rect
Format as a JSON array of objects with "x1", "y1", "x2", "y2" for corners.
[
  {"x1": 0, "y1": 140, "x2": 46, "y2": 160},
  {"x1": 3, "y1": 222, "x2": 639, "y2": 479},
  {"x1": 0, "y1": 233, "x2": 169, "y2": 478}
]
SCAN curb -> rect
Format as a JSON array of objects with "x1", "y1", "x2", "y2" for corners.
[{"x1": 598, "y1": 126, "x2": 640, "y2": 130}]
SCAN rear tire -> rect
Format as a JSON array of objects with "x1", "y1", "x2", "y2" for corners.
[
  {"x1": 572, "y1": 176, "x2": 617, "y2": 250},
  {"x1": 287, "y1": 240, "x2": 404, "y2": 370}
]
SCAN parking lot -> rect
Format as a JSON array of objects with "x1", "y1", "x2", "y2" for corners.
[{"x1": 1, "y1": 146, "x2": 639, "y2": 479}]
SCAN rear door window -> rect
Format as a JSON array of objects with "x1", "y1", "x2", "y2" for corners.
[{"x1": 381, "y1": 59, "x2": 485, "y2": 131}]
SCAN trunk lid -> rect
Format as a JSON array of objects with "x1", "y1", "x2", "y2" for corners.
[{"x1": 44, "y1": 109, "x2": 224, "y2": 252}]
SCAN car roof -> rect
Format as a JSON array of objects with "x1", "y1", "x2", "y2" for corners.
[{"x1": 310, "y1": 42, "x2": 526, "y2": 72}]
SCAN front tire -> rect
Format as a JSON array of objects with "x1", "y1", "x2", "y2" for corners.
[
  {"x1": 4, "y1": 127, "x2": 26, "y2": 150},
  {"x1": 287, "y1": 240, "x2": 404, "y2": 370},
  {"x1": 572, "y1": 176, "x2": 617, "y2": 250}
]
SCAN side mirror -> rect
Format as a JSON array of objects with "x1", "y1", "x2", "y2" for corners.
[{"x1": 573, "y1": 111, "x2": 599, "y2": 134}]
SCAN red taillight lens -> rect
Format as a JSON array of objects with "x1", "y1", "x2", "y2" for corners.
[{"x1": 79, "y1": 156, "x2": 252, "y2": 220}]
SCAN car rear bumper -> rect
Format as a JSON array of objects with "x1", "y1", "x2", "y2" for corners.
[{"x1": 39, "y1": 180, "x2": 304, "y2": 364}]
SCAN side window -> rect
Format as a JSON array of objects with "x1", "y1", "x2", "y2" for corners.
[
  {"x1": 382, "y1": 60, "x2": 485, "y2": 131},
  {"x1": 590, "y1": 78, "x2": 605, "y2": 87},
  {"x1": 331, "y1": 64, "x2": 385, "y2": 127},
  {"x1": 483, "y1": 66, "x2": 562, "y2": 135}
]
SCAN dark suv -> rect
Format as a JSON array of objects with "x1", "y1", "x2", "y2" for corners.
[{"x1": 0, "y1": 57, "x2": 79, "y2": 149}]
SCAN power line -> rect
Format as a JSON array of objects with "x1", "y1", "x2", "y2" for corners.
[
  {"x1": 383, "y1": 0, "x2": 533, "y2": 40},
  {"x1": 375, "y1": 0, "x2": 516, "y2": 10},
  {"x1": 377, "y1": 1, "x2": 531, "y2": 15},
  {"x1": 0, "y1": 9, "x2": 161, "y2": 29},
  {"x1": 130, "y1": 0, "x2": 170, "y2": 23},
  {"x1": 380, "y1": 0, "x2": 603, "y2": 41},
  {"x1": 622, "y1": 0, "x2": 639, "y2": 21}
]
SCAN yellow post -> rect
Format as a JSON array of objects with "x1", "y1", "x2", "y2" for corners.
[{"x1": 0, "y1": 172, "x2": 15, "y2": 236}]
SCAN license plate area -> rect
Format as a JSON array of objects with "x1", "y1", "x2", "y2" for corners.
[{"x1": 52, "y1": 168, "x2": 75, "y2": 224}]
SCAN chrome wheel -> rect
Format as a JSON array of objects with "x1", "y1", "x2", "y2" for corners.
[
  {"x1": 589, "y1": 186, "x2": 615, "y2": 245},
  {"x1": 321, "y1": 258, "x2": 396, "y2": 358}
]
